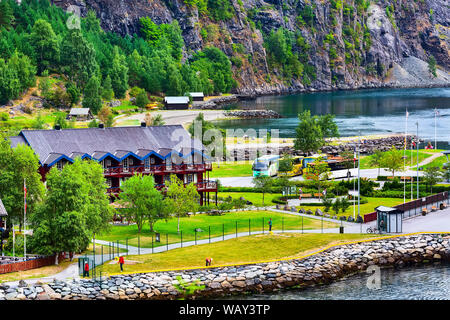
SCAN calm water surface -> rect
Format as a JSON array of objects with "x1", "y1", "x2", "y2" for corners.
[
  {"x1": 217, "y1": 87, "x2": 450, "y2": 148},
  {"x1": 232, "y1": 263, "x2": 450, "y2": 300}
]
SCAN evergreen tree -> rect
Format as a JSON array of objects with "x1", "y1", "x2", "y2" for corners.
[
  {"x1": 110, "y1": 47, "x2": 129, "y2": 99},
  {"x1": 60, "y1": 30, "x2": 98, "y2": 87},
  {"x1": 101, "y1": 75, "x2": 114, "y2": 101},
  {"x1": 82, "y1": 76, "x2": 102, "y2": 114},
  {"x1": 29, "y1": 19, "x2": 60, "y2": 74}
]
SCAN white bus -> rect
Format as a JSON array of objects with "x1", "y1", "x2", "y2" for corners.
[{"x1": 252, "y1": 155, "x2": 280, "y2": 177}]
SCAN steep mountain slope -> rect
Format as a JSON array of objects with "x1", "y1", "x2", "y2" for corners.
[{"x1": 52, "y1": 0, "x2": 450, "y2": 94}]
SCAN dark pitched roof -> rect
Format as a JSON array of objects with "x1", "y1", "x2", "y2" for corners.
[
  {"x1": 0, "y1": 199, "x2": 7, "y2": 217},
  {"x1": 11, "y1": 125, "x2": 206, "y2": 167}
]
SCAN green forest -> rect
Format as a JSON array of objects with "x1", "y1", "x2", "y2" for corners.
[{"x1": 0, "y1": 0, "x2": 236, "y2": 108}]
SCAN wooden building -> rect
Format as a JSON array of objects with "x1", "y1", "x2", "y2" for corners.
[
  {"x1": 189, "y1": 92, "x2": 204, "y2": 102},
  {"x1": 67, "y1": 108, "x2": 94, "y2": 121},
  {"x1": 164, "y1": 96, "x2": 190, "y2": 110},
  {"x1": 9, "y1": 124, "x2": 217, "y2": 205}
]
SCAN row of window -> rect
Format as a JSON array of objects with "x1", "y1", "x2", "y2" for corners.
[{"x1": 105, "y1": 174, "x2": 199, "y2": 187}]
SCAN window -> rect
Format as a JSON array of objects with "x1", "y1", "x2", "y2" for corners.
[
  {"x1": 122, "y1": 158, "x2": 129, "y2": 172},
  {"x1": 166, "y1": 157, "x2": 172, "y2": 169},
  {"x1": 145, "y1": 158, "x2": 150, "y2": 171},
  {"x1": 150, "y1": 157, "x2": 155, "y2": 164},
  {"x1": 106, "y1": 178, "x2": 112, "y2": 187},
  {"x1": 56, "y1": 161, "x2": 63, "y2": 170}
]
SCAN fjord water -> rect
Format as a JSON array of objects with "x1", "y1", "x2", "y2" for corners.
[
  {"x1": 218, "y1": 87, "x2": 450, "y2": 148},
  {"x1": 237, "y1": 263, "x2": 450, "y2": 300}
]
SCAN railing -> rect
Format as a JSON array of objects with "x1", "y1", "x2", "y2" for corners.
[
  {"x1": 103, "y1": 163, "x2": 212, "y2": 176},
  {"x1": 107, "y1": 180, "x2": 217, "y2": 195},
  {"x1": 364, "y1": 192, "x2": 449, "y2": 223}
]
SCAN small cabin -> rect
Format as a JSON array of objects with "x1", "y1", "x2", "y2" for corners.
[
  {"x1": 189, "y1": 92, "x2": 204, "y2": 102},
  {"x1": 164, "y1": 96, "x2": 190, "y2": 110},
  {"x1": 67, "y1": 108, "x2": 94, "y2": 121}
]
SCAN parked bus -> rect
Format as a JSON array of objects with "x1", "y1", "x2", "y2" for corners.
[
  {"x1": 285, "y1": 156, "x2": 320, "y2": 176},
  {"x1": 252, "y1": 155, "x2": 280, "y2": 177}
]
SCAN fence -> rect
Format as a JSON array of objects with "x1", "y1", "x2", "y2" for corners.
[
  {"x1": 364, "y1": 192, "x2": 449, "y2": 223},
  {"x1": 87, "y1": 213, "x2": 334, "y2": 272},
  {"x1": 0, "y1": 253, "x2": 64, "y2": 274}
]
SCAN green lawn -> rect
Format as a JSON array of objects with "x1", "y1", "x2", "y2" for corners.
[
  {"x1": 218, "y1": 192, "x2": 281, "y2": 207},
  {"x1": 359, "y1": 150, "x2": 434, "y2": 170},
  {"x1": 421, "y1": 155, "x2": 448, "y2": 169},
  {"x1": 96, "y1": 233, "x2": 385, "y2": 275},
  {"x1": 97, "y1": 210, "x2": 338, "y2": 249},
  {"x1": 297, "y1": 197, "x2": 405, "y2": 218},
  {"x1": 209, "y1": 161, "x2": 253, "y2": 178}
]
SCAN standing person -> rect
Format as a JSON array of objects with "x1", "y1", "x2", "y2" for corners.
[
  {"x1": 268, "y1": 218, "x2": 273, "y2": 232},
  {"x1": 83, "y1": 261, "x2": 90, "y2": 278},
  {"x1": 118, "y1": 256, "x2": 125, "y2": 272},
  {"x1": 299, "y1": 188, "x2": 303, "y2": 201},
  {"x1": 379, "y1": 219, "x2": 385, "y2": 234}
]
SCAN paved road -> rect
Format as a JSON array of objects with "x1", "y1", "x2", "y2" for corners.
[
  {"x1": 217, "y1": 168, "x2": 426, "y2": 187},
  {"x1": 115, "y1": 110, "x2": 227, "y2": 126}
]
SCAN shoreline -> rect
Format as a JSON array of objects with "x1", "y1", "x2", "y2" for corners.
[{"x1": 3, "y1": 233, "x2": 449, "y2": 300}]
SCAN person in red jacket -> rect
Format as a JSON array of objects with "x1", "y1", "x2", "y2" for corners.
[
  {"x1": 83, "y1": 261, "x2": 89, "y2": 277},
  {"x1": 119, "y1": 256, "x2": 125, "y2": 272}
]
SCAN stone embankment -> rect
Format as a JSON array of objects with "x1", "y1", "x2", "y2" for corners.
[
  {"x1": 224, "y1": 110, "x2": 282, "y2": 119},
  {"x1": 1, "y1": 234, "x2": 449, "y2": 300},
  {"x1": 321, "y1": 135, "x2": 418, "y2": 155}
]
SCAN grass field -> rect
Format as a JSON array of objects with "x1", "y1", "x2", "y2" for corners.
[
  {"x1": 209, "y1": 161, "x2": 253, "y2": 178},
  {"x1": 96, "y1": 233, "x2": 385, "y2": 275},
  {"x1": 297, "y1": 197, "x2": 404, "y2": 218},
  {"x1": 421, "y1": 155, "x2": 448, "y2": 169},
  {"x1": 218, "y1": 192, "x2": 281, "y2": 207},
  {"x1": 359, "y1": 150, "x2": 435, "y2": 170},
  {"x1": 97, "y1": 210, "x2": 338, "y2": 248}
]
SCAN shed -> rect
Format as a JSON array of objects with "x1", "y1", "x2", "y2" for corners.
[
  {"x1": 67, "y1": 108, "x2": 94, "y2": 121},
  {"x1": 164, "y1": 97, "x2": 190, "y2": 110},
  {"x1": 375, "y1": 206, "x2": 403, "y2": 233},
  {"x1": 189, "y1": 92, "x2": 204, "y2": 102}
]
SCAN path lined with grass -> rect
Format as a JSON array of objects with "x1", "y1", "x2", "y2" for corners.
[
  {"x1": 96, "y1": 210, "x2": 338, "y2": 249},
  {"x1": 95, "y1": 233, "x2": 383, "y2": 275}
]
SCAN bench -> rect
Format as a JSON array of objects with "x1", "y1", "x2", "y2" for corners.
[
  {"x1": 301, "y1": 194, "x2": 312, "y2": 198},
  {"x1": 422, "y1": 208, "x2": 428, "y2": 216},
  {"x1": 314, "y1": 193, "x2": 322, "y2": 198}
]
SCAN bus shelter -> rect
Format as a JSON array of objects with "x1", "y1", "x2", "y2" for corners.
[{"x1": 375, "y1": 206, "x2": 403, "y2": 233}]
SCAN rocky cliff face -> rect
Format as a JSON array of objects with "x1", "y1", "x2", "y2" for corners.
[{"x1": 52, "y1": 0, "x2": 450, "y2": 95}]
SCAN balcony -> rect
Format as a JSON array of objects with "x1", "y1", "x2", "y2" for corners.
[
  {"x1": 103, "y1": 163, "x2": 212, "y2": 176},
  {"x1": 107, "y1": 180, "x2": 218, "y2": 196}
]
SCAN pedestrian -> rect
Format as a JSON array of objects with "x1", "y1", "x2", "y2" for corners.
[
  {"x1": 83, "y1": 261, "x2": 89, "y2": 278},
  {"x1": 268, "y1": 218, "x2": 273, "y2": 232},
  {"x1": 299, "y1": 188, "x2": 303, "y2": 200},
  {"x1": 205, "y1": 257, "x2": 212, "y2": 266},
  {"x1": 118, "y1": 255, "x2": 125, "y2": 272},
  {"x1": 379, "y1": 219, "x2": 384, "y2": 234}
]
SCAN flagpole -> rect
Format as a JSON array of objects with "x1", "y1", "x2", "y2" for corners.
[
  {"x1": 404, "y1": 109, "x2": 407, "y2": 204},
  {"x1": 411, "y1": 136, "x2": 413, "y2": 201},
  {"x1": 434, "y1": 108, "x2": 437, "y2": 150},
  {"x1": 24, "y1": 178, "x2": 26, "y2": 260},
  {"x1": 357, "y1": 133, "x2": 360, "y2": 219},
  {"x1": 353, "y1": 147, "x2": 356, "y2": 220},
  {"x1": 416, "y1": 122, "x2": 419, "y2": 199}
]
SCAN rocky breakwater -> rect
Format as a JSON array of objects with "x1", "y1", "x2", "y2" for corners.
[
  {"x1": 321, "y1": 135, "x2": 418, "y2": 155},
  {"x1": 2, "y1": 234, "x2": 450, "y2": 300},
  {"x1": 224, "y1": 110, "x2": 282, "y2": 119}
]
